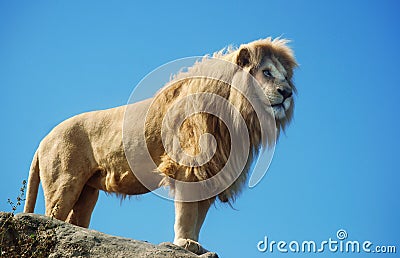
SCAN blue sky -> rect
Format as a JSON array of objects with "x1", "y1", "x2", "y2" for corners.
[{"x1": 1, "y1": 1, "x2": 399, "y2": 257}]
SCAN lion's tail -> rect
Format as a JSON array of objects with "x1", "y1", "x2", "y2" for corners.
[{"x1": 24, "y1": 150, "x2": 40, "y2": 213}]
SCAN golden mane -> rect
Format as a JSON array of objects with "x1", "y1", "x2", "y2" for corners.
[{"x1": 145, "y1": 37, "x2": 298, "y2": 202}]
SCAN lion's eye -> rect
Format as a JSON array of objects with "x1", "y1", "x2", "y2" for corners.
[{"x1": 263, "y1": 70, "x2": 273, "y2": 78}]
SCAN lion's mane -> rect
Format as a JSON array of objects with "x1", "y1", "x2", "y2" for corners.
[{"x1": 144, "y1": 38, "x2": 297, "y2": 202}]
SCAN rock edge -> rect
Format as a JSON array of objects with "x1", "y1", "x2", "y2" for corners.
[{"x1": 0, "y1": 212, "x2": 218, "y2": 258}]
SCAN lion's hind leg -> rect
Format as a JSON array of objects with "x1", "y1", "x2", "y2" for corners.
[
  {"x1": 41, "y1": 165, "x2": 90, "y2": 224},
  {"x1": 43, "y1": 176, "x2": 86, "y2": 223},
  {"x1": 66, "y1": 184, "x2": 99, "y2": 228}
]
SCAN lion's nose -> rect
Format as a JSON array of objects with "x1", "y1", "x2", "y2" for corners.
[{"x1": 277, "y1": 87, "x2": 292, "y2": 99}]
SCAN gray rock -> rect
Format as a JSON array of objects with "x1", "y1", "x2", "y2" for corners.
[{"x1": 0, "y1": 212, "x2": 218, "y2": 258}]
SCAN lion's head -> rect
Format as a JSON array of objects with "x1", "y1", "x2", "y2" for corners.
[{"x1": 233, "y1": 38, "x2": 297, "y2": 130}]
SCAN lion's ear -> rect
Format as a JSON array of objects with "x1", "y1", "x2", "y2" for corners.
[{"x1": 236, "y1": 47, "x2": 251, "y2": 67}]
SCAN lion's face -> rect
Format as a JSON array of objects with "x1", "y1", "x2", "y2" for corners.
[
  {"x1": 236, "y1": 40, "x2": 297, "y2": 122},
  {"x1": 253, "y1": 56, "x2": 294, "y2": 120}
]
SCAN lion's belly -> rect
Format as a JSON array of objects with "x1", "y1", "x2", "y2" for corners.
[
  {"x1": 86, "y1": 162, "x2": 154, "y2": 196},
  {"x1": 87, "y1": 143, "x2": 161, "y2": 195},
  {"x1": 87, "y1": 172, "x2": 151, "y2": 196}
]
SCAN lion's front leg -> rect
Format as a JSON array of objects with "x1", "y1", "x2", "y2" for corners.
[{"x1": 173, "y1": 201, "x2": 211, "y2": 255}]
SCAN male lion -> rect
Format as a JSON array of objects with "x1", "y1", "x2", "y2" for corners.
[{"x1": 24, "y1": 37, "x2": 297, "y2": 255}]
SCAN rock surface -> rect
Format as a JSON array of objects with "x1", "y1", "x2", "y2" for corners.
[{"x1": 0, "y1": 212, "x2": 218, "y2": 258}]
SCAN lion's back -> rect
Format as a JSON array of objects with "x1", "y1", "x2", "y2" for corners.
[{"x1": 36, "y1": 106, "x2": 126, "y2": 171}]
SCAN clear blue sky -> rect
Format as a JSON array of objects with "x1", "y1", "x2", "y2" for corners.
[{"x1": 1, "y1": 1, "x2": 399, "y2": 257}]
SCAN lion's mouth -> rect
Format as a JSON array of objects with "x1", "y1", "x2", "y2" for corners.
[
  {"x1": 271, "y1": 97, "x2": 291, "y2": 119},
  {"x1": 271, "y1": 103, "x2": 284, "y2": 108},
  {"x1": 271, "y1": 104, "x2": 285, "y2": 118}
]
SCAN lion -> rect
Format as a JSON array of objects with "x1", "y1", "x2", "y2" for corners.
[{"x1": 24, "y1": 37, "x2": 297, "y2": 255}]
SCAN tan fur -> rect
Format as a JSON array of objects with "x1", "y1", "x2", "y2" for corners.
[{"x1": 24, "y1": 37, "x2": 297, "y2": 254}]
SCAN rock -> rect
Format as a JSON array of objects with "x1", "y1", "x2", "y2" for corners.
[{"x1": 0, "y1": 212, "x2": 218, "y2": 258}]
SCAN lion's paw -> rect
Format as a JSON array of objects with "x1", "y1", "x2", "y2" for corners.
[{"x1": 174, "y1": 238, "x2": 209, "y2": 255}]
